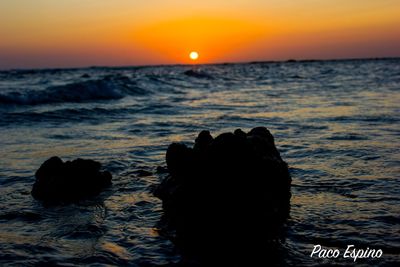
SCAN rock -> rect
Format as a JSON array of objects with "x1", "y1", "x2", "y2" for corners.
[
  {"x1": 32, "y1": 156, "x2": 112, "y2": 202},
  {"x1": 183, "y1": 69, "x2": 212, "y2": 79},
  {"x1": 154, "y1": 127, "x2": 291, "y2": 264}
]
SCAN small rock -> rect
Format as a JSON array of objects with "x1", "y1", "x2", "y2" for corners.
[{"x1": 32, "y1": 156, "x2": 112, "y2": 202}]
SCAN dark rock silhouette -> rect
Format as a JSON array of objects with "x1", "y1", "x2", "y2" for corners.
[
  {"x1": 183, "y1": 69, "x2": 212, "y2": 79},
  {"x1": 32, "y1": 157, "x2": 112, "y2": 202},
  {"x1": 154, "y1": 127, "x2": 291, "y2": 265}
]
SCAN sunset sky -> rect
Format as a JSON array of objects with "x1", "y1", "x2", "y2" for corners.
[{"x1": 1, "y1": 0, "x2": 399, "y2": 69}]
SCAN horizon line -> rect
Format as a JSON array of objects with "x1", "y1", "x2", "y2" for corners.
[{"x1": 1, "y1": 56, "x2": 399, "y2": 72}]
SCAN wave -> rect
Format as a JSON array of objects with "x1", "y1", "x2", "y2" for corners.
[
  {"x1": 183, "y1": 69, "x2": 213, "y2": 79},
  {"x1": 0, "y1": 75, "x2": 147, "y2": 105},
  {"x1": 0, "y1": 106, "x2": 141, "y2": 126}
]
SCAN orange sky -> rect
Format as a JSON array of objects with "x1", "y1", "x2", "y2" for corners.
[{"x1": 0, "y1": 0, "x2": 399, "y2": 69}]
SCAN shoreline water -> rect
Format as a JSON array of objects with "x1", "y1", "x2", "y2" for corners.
[{"x1": 1, "y1": 59, "x2": 399, "y2": 266}]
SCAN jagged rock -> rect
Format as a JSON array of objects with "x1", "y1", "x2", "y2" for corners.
[
  {"x1": 154, "y1": 127, "x2": 291, "y2": 264},
  {"x1": 32, "y1": 156, "x2": 112, "y2": 202}
]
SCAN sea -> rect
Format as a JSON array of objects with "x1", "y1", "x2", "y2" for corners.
[{"x1": 0, "y1": 58, "x2": 399, "y2": 266}]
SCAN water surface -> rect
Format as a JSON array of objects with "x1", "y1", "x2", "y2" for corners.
[{"x1": 0, "y1": 59, "x2": 399, "y2": 266}]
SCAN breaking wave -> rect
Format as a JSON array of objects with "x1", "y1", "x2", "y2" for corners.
[{"x1": 0, "y1": 75, "x2": 147, "y2": 105}]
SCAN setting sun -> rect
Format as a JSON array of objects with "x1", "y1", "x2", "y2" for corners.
[{"x1": 189, "y1": 51, "x2": 199, "y2": 61}]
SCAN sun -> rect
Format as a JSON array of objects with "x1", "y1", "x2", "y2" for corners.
[{"x1": 189, "y1": 51, "x2": 199, "y2": 61}]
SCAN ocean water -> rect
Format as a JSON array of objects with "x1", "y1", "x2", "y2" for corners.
[{"x1": 0, "y1": 59, "x2": 399, "y2": 266}]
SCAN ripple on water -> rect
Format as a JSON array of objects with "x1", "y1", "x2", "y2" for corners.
[{"x1": 0, "y1": 59, "x2": 399, "y2": 265}]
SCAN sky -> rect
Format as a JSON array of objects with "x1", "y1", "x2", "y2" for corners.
[{"x1": 1, "y1": 0, "x2": 399, "y2": 69}]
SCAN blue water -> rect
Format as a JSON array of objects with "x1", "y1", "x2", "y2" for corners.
[{"x1": 0, "y1": 59, "x2": 399, "y2": 266}]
